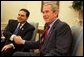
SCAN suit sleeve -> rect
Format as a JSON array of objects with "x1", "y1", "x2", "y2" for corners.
[
  {"x1": 22, "y1": 26, "x2": 39, "y2": 49},
  {"x1": 23, "y1": 41, "x2": 39, "y2": 49},
  {"x1": 3, "y1": 20, "x2": 13, "y2": 39},
  {"x1": 21, "y1": 26, "x2": 39, "y2": 49},
  {"x1": 45, "y1": 24, "x2": 73, "y2": 56},
  {"x1": 3, "y1": 20, "x2": 14, "y2": 44},
  {"x1": 22, "y1": 27, "x2": 40, "y2": 50}
]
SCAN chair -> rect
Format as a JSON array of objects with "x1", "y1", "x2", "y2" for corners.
[
  {"x1": 74, "y1": 30, "x2": 83, "y2": 56},
  {"x1": 1, "y1": 24, "x2": 7, "y2": 39},
  {"x1": 28, "y1": 22, "x2": 40, "y2": 55},
  {"x1": 71, "y1": 25, "x2": 83, "y2": 56},
  {"x1": 29, "y1": 22, "x2": 39, "y2": 41},
  {"x1": 76, "y1": 33, "x2": 83, "y2": 56}
]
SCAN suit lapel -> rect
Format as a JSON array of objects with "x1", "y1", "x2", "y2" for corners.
[
  {"x1": 47, "y1": 19, "x2": 60, "y2": 39},
  {"x1": 17, "y1": 21, "x2": 28, "y2": 35},
  {"x1": 13, "y1": 20, "x2": 19, "y2": 32},
  {"x1": 42, "y1": 19, "x2": 61, "y2": 48}
]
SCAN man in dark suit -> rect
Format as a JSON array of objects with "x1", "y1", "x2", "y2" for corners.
[
  {"x1": 13, "y1": 3, "x2": 73, "y2": 56},
  {"x1": 1, "y1": 8, "x2": 35, "y2": 56}
]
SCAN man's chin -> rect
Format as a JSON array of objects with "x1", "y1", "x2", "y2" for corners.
[
  {"x1": 17, "y1": 20, "x2": 22, "y2": 23},
  {"x1": 18, "y1": 20, "x2": 26, "y2": 24},
  {"x1": 45, "y1": 21, "x2": 50, "y2": 24}
]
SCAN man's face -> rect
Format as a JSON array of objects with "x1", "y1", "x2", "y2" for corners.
[
  {"x1": 42, "y1": 5, "x2": 57, "y2": 24},
  {"x1": 17, "y1": 11, "x2": 28, "y2": 23}
]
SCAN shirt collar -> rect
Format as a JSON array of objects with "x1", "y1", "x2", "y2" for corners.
[
  {"x1": 18, "y1": 22, "x2": 26, "y2": 29},
  {"x1": 49, "y1": 18, "x2": 58, "y2": 29}
]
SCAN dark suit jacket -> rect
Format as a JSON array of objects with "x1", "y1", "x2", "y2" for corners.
[
  {"x1": 3, "y1": 19, "x2": 35, "y2": 51},
  {"x1": 22, "y1": 19, "x2": 73, "y2": 56}
]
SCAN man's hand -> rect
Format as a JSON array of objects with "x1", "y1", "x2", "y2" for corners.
[
  {"x1": 13, "y1": 36, "x2": 25, "y2": 45},
  {"x1": 1, "y1": 44, "x2": 12, "y2": 52}
]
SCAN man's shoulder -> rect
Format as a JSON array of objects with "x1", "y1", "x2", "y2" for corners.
[
  {"x1": 25, "y1": 22, "x2": 35, "y2": 30},
  {"x1": 9, "y1": 19, "x2": 17, "y2": 22},
  {"x1": 57, "y1": 19, "x2": 69, "y2": 26},
  {"x1": 54, "y1": 19, "x2": 70, "y2": 29},
  {"x1": 58, "y1": 21, "x2": 71, "y2": 31}
]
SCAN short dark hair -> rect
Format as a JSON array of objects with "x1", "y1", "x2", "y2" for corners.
[{"x1": 20, "y1": 8, "x2": 30, "y2": 18}]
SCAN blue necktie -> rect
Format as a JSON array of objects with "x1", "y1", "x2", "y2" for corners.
[{"x1": 14, "y1": 23, "x2": 21, "y2": 35}]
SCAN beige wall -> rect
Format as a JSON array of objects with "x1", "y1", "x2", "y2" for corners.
[
  {"x1": 1, "y1": 1, "x2": 27, "y2": 24},
  {"x1": 59, "y1": 1, "x2": 80, "y2": 27},
  {"x1": 1, "y1": 1, "x2": 81, "y2": 27},
  {"x1": 25, "y1": 1, "x2": 45, "y2": 27},
  {"x1": 1, "y1": 1, "x2": 45, "y2": 27}
]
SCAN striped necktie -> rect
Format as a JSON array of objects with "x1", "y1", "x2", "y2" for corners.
[
  {"x1": 14, "y1": 23, "x2": 21, "y2": 35},
  {"x1": 39, "y1": 25, "x2": 50, "y2": 49}
]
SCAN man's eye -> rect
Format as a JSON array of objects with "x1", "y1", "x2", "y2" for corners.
[
  {"x1": 46, "y1": 11, "x2": 49, "y2": 13},
  {"x1": 21, "y1": 15, "x2": 24, "y2": 17},
  {"x1": 18, "y1": 14, "x2": 20, "y2": 16}
]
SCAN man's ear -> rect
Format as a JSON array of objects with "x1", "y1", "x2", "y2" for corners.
[{"x1": 54, "y1": 12, "x2": 58, "y2": 17}]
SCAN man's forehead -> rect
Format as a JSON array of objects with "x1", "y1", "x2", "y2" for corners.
[
  {"x1": 18, "y1": 11, "x2": 26, "y2": 15},
  {"x1": 43, "y1": 5, "x2": 52, "y2": 10},
  {"x1": 43, "y1": 4, "x2": 51, "y2": 8}
]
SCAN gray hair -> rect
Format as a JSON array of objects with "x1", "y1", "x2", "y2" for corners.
[{"x1": 43, "y1": 3, "x2": 59, "y2": 13}]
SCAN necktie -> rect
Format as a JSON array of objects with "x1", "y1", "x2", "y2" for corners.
[
  {"x1": 44, "y1": 25, "x2": 50, "y2": 39},
  {"x1": 14, "y1": 23, "x2": 21, "y2": 35},
  {"x1": 40, "y1": 25, "x2": 50, "y2": 49}
]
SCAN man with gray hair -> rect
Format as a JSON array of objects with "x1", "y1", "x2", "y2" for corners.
[{"x1": 13, "y1": 3, "x2": 73, "y2": 56}]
